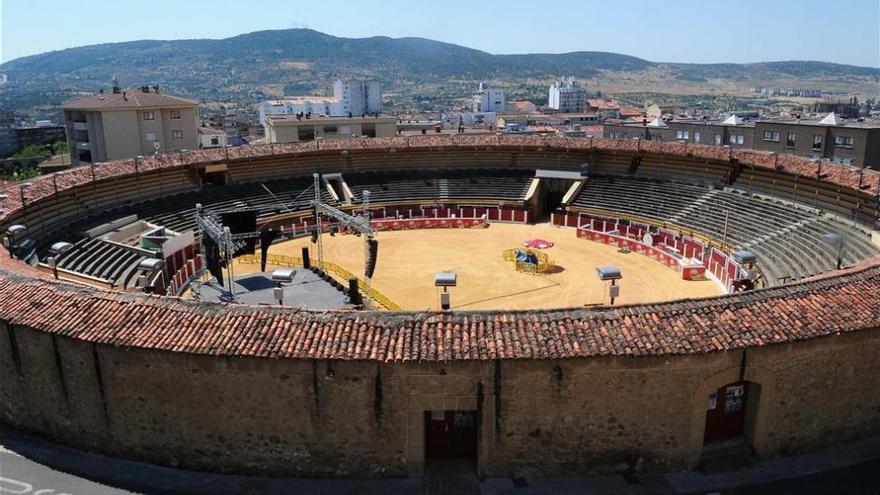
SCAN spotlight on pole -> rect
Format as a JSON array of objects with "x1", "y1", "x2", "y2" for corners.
[
  {"x1": 271, "y1": 268, "x2": 296, "y2": 305},
  {"x1": 435, "y1": 271, "x2": 457, "y2": 311},
  {"x1": 595, "y1": 266, "x2": 622, "y2": 305}
]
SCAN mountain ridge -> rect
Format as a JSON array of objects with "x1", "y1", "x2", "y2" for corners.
[{"x1": 1, "y1": 28, "x2": 877, "y2": 115}]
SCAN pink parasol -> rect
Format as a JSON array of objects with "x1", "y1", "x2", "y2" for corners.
[{"x1": 522, "y1": 238, "x2": 554, "y2": 249}]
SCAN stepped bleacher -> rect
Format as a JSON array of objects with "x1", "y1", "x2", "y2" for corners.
[
  {"x1": 53, "y1": 238, "x2": 147, "y2": 289},
  {"x1": 571, "y1": 175, "x2": 879, "y2": 285},
  {"x1": 344, "y1": 169, "x2": 532, "y2": 205},
  {"x1": 36, "y1": 170, "x2": 533, "y2": 289}
]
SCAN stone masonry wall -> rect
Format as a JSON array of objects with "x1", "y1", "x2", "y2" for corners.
[{"x1": 1, "y1": 319, "x2": 879, "y2": 478}]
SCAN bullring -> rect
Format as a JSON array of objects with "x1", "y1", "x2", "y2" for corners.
[{"x1": 1, "y1": 134, "x2": 879, "y2": 479}]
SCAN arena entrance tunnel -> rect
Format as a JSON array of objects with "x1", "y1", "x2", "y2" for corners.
[
  {"x1": 424, "y1": 410, "x2": 479, "y2": 471},
  {"x1": 528, "y1": 169, "x2": 587, "y2": 221}
]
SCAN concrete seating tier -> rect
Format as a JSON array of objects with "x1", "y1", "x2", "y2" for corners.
[{"x1": 572, "y1": 175, "x2": 879, "y2": 285}]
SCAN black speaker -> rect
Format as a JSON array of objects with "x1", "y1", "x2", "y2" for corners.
[
  {"x1": 203, "y1": 236, "x2": 223, "y2": 286},
  {"x1": 221, "y1": 211, "x2": 257, "y2": 255},
  {"x1": 365, "y1": 239, "x2": 379, "y2": 279},
  {"x1": 348, "y1": 277, "x2": 361, "y2": 305},
  {"x1": 301, "y1": 247, "x2": 311, "y2": 269}
]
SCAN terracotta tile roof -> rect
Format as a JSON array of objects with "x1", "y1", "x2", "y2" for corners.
[
  {"x1": 618, "y1": 107, "x2": 643, "y2": 118},
  {"x1": 0, "y1": 135, "x2": 877, "y2": 361},
  {"x1": 61, "y1": 90, "x2": 198, "y2": 111},
  {"x1": 0, "y1": 136, "x2": 877, "y2": 224},
  {"x1": 0, "y1": 256, "x2": 877, "y2": 361},
  {"x1": 587, "y1": 99, "x2": 621, "y2": 110}
]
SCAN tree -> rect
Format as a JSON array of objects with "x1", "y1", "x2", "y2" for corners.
[
  {"x1": 52, "y1": 140, "x2": 69, "y2": 155},
  {"x1": 10, "y1": 144, "x2": 49, "y2": 159}
]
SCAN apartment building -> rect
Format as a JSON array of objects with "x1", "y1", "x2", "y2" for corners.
[
  {"x1": 473, "y1": 82, "x2": 505, "y2": 113},
  {"x1": 603, "y1": 115, "x2": 755, "y2": 148},
  {"x1": 548, "y1": 77, "x2": 588, "y2": 113},
  {"x1": 0, "y1": 110, "x2": 16, "y2": 157},
  {"x1": 753, "y1": 114, "x2": 880, "y2": 168},
  {"x1": 603, "y1": 112, "x2": 880, "y2": 169},
  {"x1": 259, "y1": 78, "x2": 383, "y2": 124},
  {"x1": 62, "y1": 85, "x2": 198, "y2": 165},
  {"x1": 264, "y1": 114, "x2": 396, "y2": 143}
]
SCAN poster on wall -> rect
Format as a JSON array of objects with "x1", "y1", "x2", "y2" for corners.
[{"x1": 724, "y1": 385, "x2": 745, "y2": 413}]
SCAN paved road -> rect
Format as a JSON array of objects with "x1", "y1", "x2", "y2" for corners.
[
  {"x1": 0, "y1": 445, "x2": 136, "y2": 495},
  {"x1": 1, "y1": 425, "x2": 879, "y2": 495}
]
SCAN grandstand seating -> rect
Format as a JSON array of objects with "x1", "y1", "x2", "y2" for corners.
[
  {"x1": 571, "y1": 175, "x2": 879, "y2": 285},
  {"x1": 344, "y1": 169, "x2": 532, "y2": 205},
  {"x1": 35, "y1": 170, "x2": 534, "y2": 288},
  {"x1": 53, "y1": 238, "x2": 147, "y2": 289}
]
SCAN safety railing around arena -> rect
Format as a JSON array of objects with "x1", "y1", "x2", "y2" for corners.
[
  {"x1": 236, "y1": 253, "x2": 404, "y2": 311},
  {"x1": 555, "y1": 212, "x2": 747, "y2": 292}
]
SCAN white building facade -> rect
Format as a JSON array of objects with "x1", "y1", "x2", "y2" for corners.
[
  {"x1": 334, "y1": 79, "x2": 382, "y2": 115},
  {"x1": 548, "y1": 77, "x2": 588, "y2": 113},
  {"x1": 258, "y1": 78, "x2": 382, "y2": 125},
  {"x1": 473, "y1": 82, "x2": 505, "y2": 113}
]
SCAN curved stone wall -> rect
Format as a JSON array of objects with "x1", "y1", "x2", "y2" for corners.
[
  {"x1": 0, "y1": 136, "x2": 879, "y2": 478},
  {"x1": 2, "y1": 318, "x2": 879, "y2": 477}
]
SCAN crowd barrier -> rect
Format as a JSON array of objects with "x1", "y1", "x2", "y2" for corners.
[
  {"x1": 270, "y1": 207, "x2": 527, "y2": 237},
  {"x1": 370, "y1": 217, "x2": 487, "y2": 231},
  {"x1": 168, "y1": 255, "x2": 203, "y2": 296},
  {"x1": 557, "y1": 211, "x2": 745, "y2": 292}
]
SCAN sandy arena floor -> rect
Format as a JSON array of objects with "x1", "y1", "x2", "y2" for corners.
[{"x1": 254, "y1": 223, "x2": 722, "y2": 311}]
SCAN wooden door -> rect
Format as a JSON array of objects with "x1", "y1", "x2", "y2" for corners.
[{"x1": 704, "y1": 381, "x2": 749, "y2": 443}]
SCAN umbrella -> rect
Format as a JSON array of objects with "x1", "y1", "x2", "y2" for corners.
[{"x1": 522, "y1": 238, "x2": 554, "y2": 249}]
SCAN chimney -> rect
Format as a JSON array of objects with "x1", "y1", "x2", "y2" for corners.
[
  {"x1": 112, "y1": 75, "x2": 120, "y2": 94},
  {"x1": 123, "y1": 91, "x2": 128, "y2": 101},
  {"x1": 153, "y1": 84, "x2": 160, "y2": 94}
]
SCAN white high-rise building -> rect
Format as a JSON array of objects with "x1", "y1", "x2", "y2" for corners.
[
  {"x1": 473, "y1": 82, "x2": 505, "y2": 113},
  {"x1": 548, "y1": 77, "x2": 588, "y2": 113},
  {"x1": 258, "y1": 78, "x2": 383, "y2": 125},
  {"x1": 334, "y1": 78, "x2": 383, "y2": 115}
]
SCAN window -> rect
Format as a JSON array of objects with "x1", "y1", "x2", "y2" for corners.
[
  {"x1": 762, "y1": 130, "x2": 780, "y2": 142},
  {"x1": 729, "y1": 134, "x2": 744, "y2": 145},
  {"x1": 210, "y1": 137, "x2": 219, "y2": 145},
  {"x1": 786, "y1": 132, "x2": 796, "y2": 147},
  {"x1": 676, "y1": 130, "x2": 690, "y2": 140},
  {"x1": 172, "y1": 130, "x2": 183, "y2": 139},
  {"x1": 714, "y1": 134, "x2": 722, "y2": 145},
  {"x1": 143, "y1": 111, "x2": 155, "y2": 121},
  {"x1": 170, "y1": 110, "x2": 181, "y2": 120},
  {"x1": 145, "y1": 132, "x2": 156, "y2": 142},
  {"x1": 812, "y1": 134, "x2": 823, "y2": 150},
  {"x1": 834, "y1": 136, "x2": 854, "y2": 147},
  {"x1": 651, "y1": 135, "x2": 662, "y2": 142},
  {"x1": 693, "y1": 131, "x2": 701, "y2": 143}
]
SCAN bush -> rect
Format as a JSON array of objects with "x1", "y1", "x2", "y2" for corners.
[
  {"x1": 52, "y1": 140, "x2": 69, "y2": 155},
  {"x1": 10, "y1": 144, "x2": 49, "y2": 159}
]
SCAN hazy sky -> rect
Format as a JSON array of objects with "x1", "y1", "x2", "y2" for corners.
[{"x1": 2, "y1": 0, "x2": 879, "y2": 67}]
